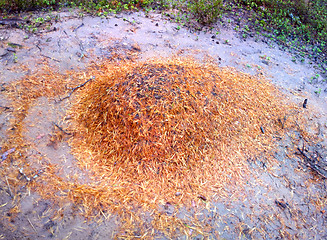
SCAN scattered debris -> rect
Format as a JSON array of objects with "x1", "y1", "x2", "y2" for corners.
[
  {"x1": 198, "y1": 195, "x2": 207, "y2": 201},
  {"x1": 0, "y1": 18, "x2": 24, "y2": 28},
  {"x1": 5, "y1": 176, "x2": 13, "y2": 197},
  {"x1": 73, "y1": 23, "x2": 84, "y2": 32},
  {"x1": 19, "y1": 168, "x2": 42, "y2": 182},
  {"x1": 275, "y1": 199, "x2": 288, "y2": 209},
  {"x1": 297, "y1": 147, "x2": 327, "y2": 178},
  {"x1": 27, "y1": 217, "x2": 37, "y2": 233},
  {"x1": 7, "y1": 43, "x2": 23, "y2": 49},
  {"x1": 1, "y1": 148, "x2": 15, "y2": 163},
  {"x1": 52, "y1": 122, "x2": 72, "y2": 135},
  {"x1": 58, "y1": 76, "x2": 94, "y2": 102},
  {"x1": 0, "y1": 105, "x2": 11, "y2": 111},
  {"x1": 40, "y1": 54, "x2": 60, "y2": 62},
  {"x1": 303, "y1": 98, "x2": 308, "y2": 108}
]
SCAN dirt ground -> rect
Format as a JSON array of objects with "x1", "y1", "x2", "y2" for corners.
[{"x1": 0, "y1": 9, "x2": 327, "y2": 239}]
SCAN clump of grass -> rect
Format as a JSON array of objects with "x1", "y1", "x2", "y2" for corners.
[
  {"x1": 0, "y1": 0, "x2": 167, "y2": 13},
  {"x1": 188, "y1": 0, "x2": 223, "y2": 24},
  {"x1": 0, "y1": 0, "x2": 57, "y2": 12}
]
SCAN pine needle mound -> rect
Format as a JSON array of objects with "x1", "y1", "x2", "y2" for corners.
[{"x1": 67, "y1": 57, "x2": 293, "y2": 210}]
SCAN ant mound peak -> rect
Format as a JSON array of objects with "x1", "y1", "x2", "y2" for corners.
[{"x1": 67, "y1": 57, "x2": 294, "y2": 208}]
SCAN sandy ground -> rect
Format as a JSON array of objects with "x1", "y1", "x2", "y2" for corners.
[{"x1": 0, "y1": 9, "x2": 327, "y2": 239}]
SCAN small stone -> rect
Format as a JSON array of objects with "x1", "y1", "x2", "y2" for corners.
[
  {"x1": 175, "y1": 192, "x2": 181, "y2": 196},
  {"x1": 262, "y1": 60, "x2": 269, "y2": 65}
]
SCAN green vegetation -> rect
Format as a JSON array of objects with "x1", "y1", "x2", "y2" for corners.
[
  {"x1": 233, "y1": 0, "x2": 327, "y2": 72},
  {"x1": 189, "y1": 0, "x2": 222, "y2": 24},
  {"x1": 0, "y1": 0, "x2": 326, "y2": 72}
]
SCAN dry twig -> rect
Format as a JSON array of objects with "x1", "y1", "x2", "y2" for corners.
[{"x1": 58, "y1": 76, "x2": 94, "y2": 102}]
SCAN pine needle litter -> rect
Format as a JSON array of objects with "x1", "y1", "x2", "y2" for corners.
[
  {"x1": 2, "y1": 53, "x2": 311, "y2": 238},
  {"x1": 51, "y1": 56, "x2": 298, "y2": 212}
]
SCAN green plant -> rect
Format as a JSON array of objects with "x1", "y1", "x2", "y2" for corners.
[
  {"x1": 189, "y1": 0, "x2": 223, "y2": 24},
  {"x1": 260, "y1": 55, "x2": 270, "y2": 61},
  {"x1": 1, "y1": 0, "x2": 326, "y2": 75},
  {"x1": 13, "y1": 53, "x2": 18, "y2": 63},
  {"x1": 34, "y1": 17, "x2": 45, "y2": 24},
  {"x1": 234, "y1": 0, "x2": 327, "y2": 73}
]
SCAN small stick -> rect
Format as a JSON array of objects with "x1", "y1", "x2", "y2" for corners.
[
  {"x1": 19, "y1": 168, "x2": 31, "y2": 181},
  {"x1": 36, "y1": 40, "x2": 42, "y2": 52},
  {"x1": 73, "y1": 23, "x2": 84, "y2": 32},
  {"x1": 52, "y1": 122, "x2": 72, "y2": 135},
  {"x1": 297, "y1": 147, "x2": 311, "y2": 162},
  {"x1": 0, "y1": 105, "x2": 11, "y2": 110},
  {"x1": 40, "y1": 54, "x2": 60, "y2": 62},
  {"x1": 27, "y1": 217, "x2": 37, "y2": 233},
  {"x1": 297, "y1": 148, "x2": 326, "y2": 178},
  {"x1": 5, "y1": 176, "x2": 13, "y2": 197},
  {"x1": 58, "y1": 76, "x2": 95, "y2": 102}
]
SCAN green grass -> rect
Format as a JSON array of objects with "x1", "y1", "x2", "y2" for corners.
[
  {"x1": 233, "y1": 0, "x2": 327, "y2": 72},
  {"x1": 189, "y1": 0, "x2": 223, "y2": 24},
  {"x1": 0, "y1": 0, "x2": 326, "y2": 72}
]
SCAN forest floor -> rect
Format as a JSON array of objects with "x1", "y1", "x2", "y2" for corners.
[{"x1": 0, "y1": 8, "x2": 327, "y2": 239}]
